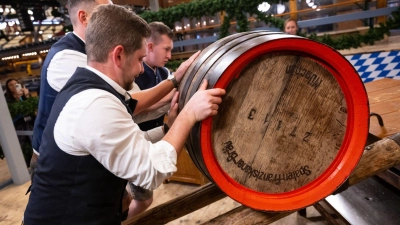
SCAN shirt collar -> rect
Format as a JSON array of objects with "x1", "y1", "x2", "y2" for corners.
[
  {"x1": 72, "y1": 31, "x2": 85, "y2": 43},
  {"x1": 85, "y1": 65, "x2": 131, "y2": 101},
  {"x1": 143, "y1": 61, "x2": 157, "y2": 74}
]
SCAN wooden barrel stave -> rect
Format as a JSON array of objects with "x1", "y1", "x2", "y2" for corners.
[
  {"x1": 178, "y1": 31, "x2": 276, "y2": 110},
  {"x1": 187, "y1": 35, "x2": 304, "y2": 181},
  {"x1": 179, "y1": 31, "x2": 277, "y2": 177},
  {"x1": 182, "y1": 32, "x2": 285, "y2": 178}
]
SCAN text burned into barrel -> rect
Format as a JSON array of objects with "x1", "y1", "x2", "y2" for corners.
[
  {"x1": 222, "y1": 141, "x2": 312, "y2": 185},
  {"x1": 286, "y1": 64, "x2": 323, "y2": 89}
]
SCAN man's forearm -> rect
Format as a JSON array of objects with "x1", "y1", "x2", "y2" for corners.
[
  {"x1": 162, "y1": 110, "x2": 196, "y2": 156},
  {"x1": 131, "y1": 80, "x2": 174, "y2": 115}
]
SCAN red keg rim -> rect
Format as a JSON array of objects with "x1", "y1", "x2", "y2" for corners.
[{"x1": 200, "y1": 38, "x2": 369, "y2": 211}]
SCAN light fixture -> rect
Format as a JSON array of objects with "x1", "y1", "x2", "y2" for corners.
[
  {"x1": 277, "y1": 4, "x2": 286, "y2": 14},
  {"x1": 0, "y1": 22, "x2": 6, "y2": 30},
  {"x1": 258, "y1": 2, "x2": 271, "y2": 12}
]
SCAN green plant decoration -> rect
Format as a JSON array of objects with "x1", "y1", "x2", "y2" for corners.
[
  {"x1": 139, "y1": 0, "x2": 400, "y2": 51},
  {"x1": 0, "y1": 97, "x2": 38, "y2": 165},
  {"x1": 7, "y1": 97, "x2": 39, "y2": 119},
  {"x1": 165, "y1": 59, "x2": 185, "y2": 71},
  {"x1": 140, "y1": 0, "x2": 285, "y2": 38}
]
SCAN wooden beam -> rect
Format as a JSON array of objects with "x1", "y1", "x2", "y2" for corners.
[
  {"x1": 123, "y1": 134, "x2": 400, "y2": 225},
  {"x1": 122, "y1": 182, "x2": 226, "y2": 225},
  {"x1": 202, "y1": 206, "x2": 292, "y2": 225},
  {"x1": 171, "y1": 50, "x2": 197, "y2": 60},
  {"x1": 348, "y1": 134, "x2": 400, "y2": 186}
]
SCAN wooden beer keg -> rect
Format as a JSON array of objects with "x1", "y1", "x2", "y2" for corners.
[{"x1": 178, "y1": 31, "x2": 369, "y2": 211}]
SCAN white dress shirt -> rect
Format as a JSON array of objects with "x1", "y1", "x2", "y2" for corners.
[
  {"x1": 53, "y1": 66, "x2": 177, "y2": 190},
  {"x1": 47, "y1": 32, "x2": 87, "y2": 92},
  {"x1": 129, "y1": 82, "x2": 170, "y2": 122},
  {"x1": 45, "y1": 32, "x2": 164, "y2": 124}
]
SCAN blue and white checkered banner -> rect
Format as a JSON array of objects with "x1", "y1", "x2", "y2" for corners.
[{"x1": 345, "y1": 50, "x2": 400, "y2": 83}]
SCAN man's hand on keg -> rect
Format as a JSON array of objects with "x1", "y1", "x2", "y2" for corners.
[
  {"x1": 181, "y1": 80, "x2": 226, "y2": 124},
  {"x1": 166, "y1": 91, "x2": 179, "y2": 128},
  {"x1": 174, "y1": 51, "x2": 201, "y2": 83}
]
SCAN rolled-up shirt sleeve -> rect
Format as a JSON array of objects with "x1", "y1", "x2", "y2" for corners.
[
  {"x1": 144, "y1": 127, "x2": 164, "y2": 143},
  {"x1": 54, "y1": 89, "x2": 177, "y2": 190}
]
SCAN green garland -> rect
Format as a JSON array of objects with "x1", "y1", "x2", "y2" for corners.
[
  {"x1": 165, "y1": 59, "x2": 185, "y2": 71},
  {"x1": 140, "y1": 0, "x2": 284, "y2": 38},
  {"x1": 140, "y1": 0, "x2": 400, "y2": 51}
]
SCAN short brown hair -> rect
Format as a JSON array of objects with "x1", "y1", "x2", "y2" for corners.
[
  {"x1": 148, "y1": 22, "x2": 173, "y2": 44},
  {"x1": 284, "y1": 18, "x2": 298, "y2": 29},
  {"x1": 67, "y1": 0, "x2": 97, "y2": 25},
  {"x1": 86, "y1": 4, "x2": 151, "y2": 63}
]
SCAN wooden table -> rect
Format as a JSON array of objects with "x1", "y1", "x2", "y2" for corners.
[{"x1": 366, "y1": 78, "x2": 400, "y2": 138}]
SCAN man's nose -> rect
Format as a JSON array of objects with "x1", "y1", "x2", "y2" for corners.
[{"x1": 139, "y1": 63, "x2": 145, "y2": 74}]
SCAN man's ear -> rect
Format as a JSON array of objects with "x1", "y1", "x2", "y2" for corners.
[
  {"x1": 112, "y1": 45, "x2": 124, "y2": 67},
  {"x1": 77, "y1": 10, "x2": 89, "y2": 27},
  {"x1": 148, "y1": 42, "x2": 154, "y2": 52}
]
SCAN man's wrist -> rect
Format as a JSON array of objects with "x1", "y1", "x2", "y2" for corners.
[{"x1": 168, "y1": 74, "x2": 179, "y2": 88}]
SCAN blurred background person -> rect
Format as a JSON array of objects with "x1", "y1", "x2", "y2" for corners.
[
  {"x1": 4, "y1": 78, "x2": 30, "y2": 103},
  {"x1": 284, "y1": 18, "x2": 299, "y2": 35}
]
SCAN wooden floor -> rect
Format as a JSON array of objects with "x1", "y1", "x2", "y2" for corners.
[
  {"x1": 0, "y1": 160, "x2": 327, "y2": 225},
  {"x1": 0, "y1": 159, "x2": 12, "y2": 185}
]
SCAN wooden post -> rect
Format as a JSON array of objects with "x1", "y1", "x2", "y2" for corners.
[
  {"x1": 376, "y1": 0, "x2": 387, "y2": 24},
  {"x1": 289, "y1": 0, "x2": 298, "y2": 21}
]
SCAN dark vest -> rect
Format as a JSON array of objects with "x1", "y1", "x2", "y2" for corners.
[
  {"x1": 24, "y1": 68, "x2": 137, "y2": 225},
  {"x1": 134, "y1": 62, "x2": 169, "y2": 131},
  {"x1": 32, "y1": 32, "x2": 86, "y2": 153}
]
